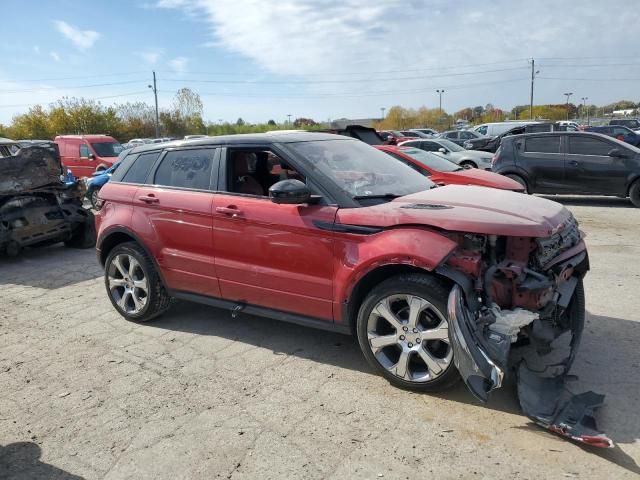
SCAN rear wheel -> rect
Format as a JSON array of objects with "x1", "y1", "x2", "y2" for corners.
[
  {"x1": 629, "y1": 180, "x2": 640, "y2": 207},
  {"x1": 460, "y1": 160, "x2": 477, "y2": 169},
  {"x1": 356, "y1": 273, "x2": 459, "y2": 392},
  {"x1": 104, "y1": 242, "x2": 171, "y2": 322},
  {"x1": 88, "y1": 187, "x2": 101, "y2": 209},
  {"x1": 505, "y1": 174, "x2": 529, "y2": 193}
]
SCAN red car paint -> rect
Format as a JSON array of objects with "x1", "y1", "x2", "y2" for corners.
[
  {"x1": 375, "y1": 145, "x2": 524, "y2": 191},
  {"x1": 55, "y1": 134, "x2": 122, "y2": 178},
  {"x1": 377, "y1": 130, "x2": 417, "y2": 145}
]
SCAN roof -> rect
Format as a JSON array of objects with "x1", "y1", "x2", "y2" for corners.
[
  {"x1": 129, "y1": 131, "x2": 352, "y2": 154},
  {"x1": 0, "y1": 137, "x2": 16, "y2": 144},
  {"x1": 54, "y1": 134, "x2": 116, "y2": 140},
  {"x1": 504, "y1": 131, "x2": 616, "y2": 142}
]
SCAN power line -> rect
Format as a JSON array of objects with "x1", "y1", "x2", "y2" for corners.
[
  {"x1": 0, "y1": 79, "x2": 147, "y2": 93},
  {"x1": 538, "y1": 76, "x2": 640, "y2": 81},
  {"x1": 0, "y1": 71, "x2": 148, "y2": 84}
]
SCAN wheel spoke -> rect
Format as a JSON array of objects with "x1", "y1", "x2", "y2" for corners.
[
  {"x1": 108, "y1": 277, "x2": 126, "y2": 289},
  {"x1": 421, "y1": 322, "x2": 449, "y2": 341},
  {"x1": 133, "y1": 278, "x2": 148, "y2": 293},
  {"x1": 112, "y1": 256, "x2": 127, "y2": 278},
  {"x1": 417, "y1": 346, "x2": 446, "y2": 376},
  {"x1": 128, "y1": 256, "x2": 140, "y2": 277},
  {"x1": 117, "y1": 291, "x2": 130, "y2": 311},
  {"x1": 407, "y1": 296, "x2": 431, "y2": 328},
  {"x1": 131, "y1": 292, "x2": 144, "y2": 311},
  {"x1": 368, "y1": 333, "x2": 397, "y2": 351},
  {"x1": 393, "y1": 350, "x2": 411, "y2": 379},
  {"x1": 374, "y1": 299, "x2": 403, "y2": 331}
]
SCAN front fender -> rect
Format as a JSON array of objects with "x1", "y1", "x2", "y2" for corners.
[{"x1": 334, "y1": 227, "x2": 457, "y2": 317}]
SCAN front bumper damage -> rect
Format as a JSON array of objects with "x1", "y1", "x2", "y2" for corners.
[{"x1": 446, "y1": 252, "x2": 613, "y2": 448}]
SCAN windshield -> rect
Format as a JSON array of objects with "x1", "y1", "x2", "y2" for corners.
[
  {"x1": 399, "y1": 148, "x2": 461, "y2": 172},
  {"x1": 91, "y1": 142, "x2": 124, "y2": 157},
  {"x1": 436, "y1": 139, "x2": 465, "y2": 152},
  {"x1": 288, "y1": 139, "x2": 434, "y2": 199}
]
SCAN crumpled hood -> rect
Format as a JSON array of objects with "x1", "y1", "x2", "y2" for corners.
[{"x1": 337, "y1": 185, "x2": 573, "y2": 237}]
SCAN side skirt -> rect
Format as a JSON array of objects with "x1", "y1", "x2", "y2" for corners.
[{"x1": 168, "y1": 290, "x2": 352, "y2": 336}]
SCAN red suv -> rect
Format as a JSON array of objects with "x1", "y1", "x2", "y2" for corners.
[{"x1": 95, "y1": 132, "x2": 609, "y2": 447}]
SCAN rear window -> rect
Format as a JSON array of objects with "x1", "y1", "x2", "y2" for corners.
[
  {"x1": 121, "y1": 152, "x2": 160, "y2": 184},
  {"x1": 525, "y1": 136, "x2": 561, "y2": 153},
  {"x1": 568, "y1": 137, "x2": 612, "y2": 156},
  {"x1": 153, "y1": 148, "x2": 215, "y2": 190}
]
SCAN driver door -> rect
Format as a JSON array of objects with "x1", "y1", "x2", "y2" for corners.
[{"x1": 212, "y1": 146, "x2": 338, "y2": 321}]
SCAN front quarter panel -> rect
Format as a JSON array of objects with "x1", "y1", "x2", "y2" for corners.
[{"x1": 333, "y1": 227, "x2": 457, "y2": 322}]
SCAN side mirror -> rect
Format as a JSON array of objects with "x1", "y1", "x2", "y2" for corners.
[
  {"x1": 608, "y1": 148, "x2": 625, "y2": 158},
  {"x1": 88, "y1": 153, "x2": 95, "y2": 160},
  {"x1": 438, "y1": 147, "x2": 447, "y2": 154},
  {"x1": 269, "y1": 179, "x2": 311, "y2": 204}
]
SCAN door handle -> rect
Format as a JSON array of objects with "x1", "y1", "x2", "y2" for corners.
[
  {"x1": 139, "y1": 195, "x2": 159, "y2": 204},
  {"x1": 568, "y1": 160, "x2": 579, "y2": 167},
  {"x1": 216, "y1": 206, "x2": 242, "y2": 218}
]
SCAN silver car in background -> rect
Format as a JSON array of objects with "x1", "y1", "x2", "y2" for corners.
[{"x1": 398, "y1": 138, "x2": 494, "y2": 169}]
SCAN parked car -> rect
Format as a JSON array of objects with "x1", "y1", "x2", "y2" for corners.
[
  {"x1": 85, "y1": 149, "x2": 132, "y2": 208},
  {"x1": 492, "y1": 131, "x2": 640, "y2": 206},
  {"x1": 184, "y1": 134, "x2": 208, "y2": 140},
  {"x1": 317, "y1": 125, "x2": 385, "y2": 145},
  {"x1": 95, "y1": 132, "x2": 609, "y2": 446},
  {"x1": 375, "y1": 145, "x2": 524, "y2": 191},
  {"x1": 0, "y1": 140, "x2": 95, "y2": 256},
  {"x1": 584, "y1": 125, "x2": 640, "y2": 147},
  {"x1": 609, "y1": 118, "x2": 640, "y2": 130},
  {"x1": 0, "y1": 137, "x2": 20, "y2": 157},
  {"x1": 54, "y1": 135, "x2": 123, "y2": 178},
  {"x1": 464, "y1": 122, "x2": 573, "y2": 153},
  {"x1": 398, "y1": 138, "x2": 494, "y2": 169},
  {"x1": 410, "y1": 128, "x2": 438, "y2": 136},
  {"x1": 399, "y1": 130, "x2": 430, "y2": 138},
  {"x1": 378, "y1": 130, "x2": 417, "y2": 145},
  {"x1": 438, "y1": 129, "x2": 486, "y2": 147},
  {"x1": 474, "y1": 121, "x2": 540, "y2": 137}
]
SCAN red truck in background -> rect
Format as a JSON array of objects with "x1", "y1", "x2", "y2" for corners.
[{"x1": 54, "y1": 134, "x2": 123, "y2": 178}]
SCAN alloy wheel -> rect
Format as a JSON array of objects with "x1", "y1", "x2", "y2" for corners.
[
  {"x1": 366, "y1": 294, "x2": 452, "y2": 383},
  {"x1": 107, "y1": 254, "x2": 149, "y2": 314}
]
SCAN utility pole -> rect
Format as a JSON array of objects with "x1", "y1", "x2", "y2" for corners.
[
  {"x1": 564, "y1": 92, "x2": 573, "y2": 121},
  {"x1": 581, "y1": 97, "x2": 588, "y2": 124},
  {"x1": 380, "y1": 107, "x2": 386, "y2": 120},
  {"x1": 148, "y1": 71, "x2": 159, "y2": 138},
  {"x1": 529, "y1": 59, "x2": 539, "y2": 120},
  {"x1": 287, "y1": 114, "x2": 292, "y2": 125}
]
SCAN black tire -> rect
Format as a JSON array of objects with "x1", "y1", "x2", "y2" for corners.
[
  {"x1": 88, "y1": 186, "x2": 101, "y2": 209},
  {"x1": 505, "y1": 174, "x2": 529, "y2": 193},
  {"x1": 629, "y1": 180, "x2": 640, "y2": 208},
  {"x1": 104, "y1": 241, "x2": 172, "y2": 322},
  {"x1": 460, "y1": 161, "x2": 477, "y2": 169},
  {"x1": 64, "y1": 211, "x2": 96, "y2": 249},
  {"x1": 356, "y1": 273, "x2": 459, "y2": 392}
]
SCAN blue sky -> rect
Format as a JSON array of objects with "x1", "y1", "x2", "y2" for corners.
[{"x1": 1, "y1": 0, "x2": 639, "y2": 124}]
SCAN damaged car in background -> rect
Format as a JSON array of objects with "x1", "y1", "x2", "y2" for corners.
[
  {"x1": 0, "y1": 138, "x2": 96, "y2": 256},
  {"x1": 95, "y1": 133, "x2": 611, "y2": 448}
]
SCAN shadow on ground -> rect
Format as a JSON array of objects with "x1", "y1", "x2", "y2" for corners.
[
  {"x1": 537, "y1": 195, "x2": 633, "y2": 208},
  {"x1": 0, "y1": 244, "x2": 100, "y2": 289},
  {"x1": 153, "y1": 301, "x2": 640, "y2": 473},
  {"x1": 0, "y1": 442, "x2": 84, "y2": 480}
]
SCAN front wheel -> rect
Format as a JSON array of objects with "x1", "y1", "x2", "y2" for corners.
[
  {"x1": 104, "y1": 242, "x2": 172, "y2": 322},
  {"x1": 629, "y1": 180, "x2": 640, "y2": 207},
  {"x1": 88, "y1": 186, "x2": 101, "y2": 209},
  {"x1": 460, "y1": 161, "x2": 477, "y2": 169},
  {"x1": 356, "y1": 273, "x2": 459, "y2": 392}
]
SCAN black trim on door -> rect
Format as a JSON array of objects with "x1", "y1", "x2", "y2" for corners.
[{"x1": 312, "y1": 220, "x2": 382, "y2": 234}]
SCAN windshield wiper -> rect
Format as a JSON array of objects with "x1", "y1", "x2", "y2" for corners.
[{"x1": 353, "y1": 193, "x2": 401, "y2": 200}]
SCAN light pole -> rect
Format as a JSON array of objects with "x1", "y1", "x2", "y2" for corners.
[
  {"x1": 529, "y1": 59, "x2": 540, "y2": 120},
  {"x1": 436, "y1": 89, "x2": 444, "y2": 114},
  {"x1": 581, "y1": 96, "x2": 589, "y2": 125},
  {"x1": 148, "y1": 71, "x2": 159, "y2": 138},
  {"x1": 287, "y1": 114, "x2": 292, "y2": 125},
  {"x1": 380, "y1": 107, "x2": 386, "y2": 121},
  {"x1": 564, "y1": 92, "x2": 573, "y2": 121}
]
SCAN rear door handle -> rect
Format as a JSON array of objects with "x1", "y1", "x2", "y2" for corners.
[
  {"x1": 216, "y1": 206, "x2": 242, "y2": 218},
  {"x1": 568, "y1": 160, "x2": 579, "y2": 167},
  {"x1": 139, "y1": 195, "x2": 159, "y2": 204}
]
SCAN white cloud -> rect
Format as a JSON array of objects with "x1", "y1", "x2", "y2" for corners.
[
  {"x1": 137, "y1": 49, "x2": 164, "y2": 65},
  {"x1": 169, "y1": 56, "x2": 189, "y2": 74},
  {"x1": 53, "y1": 20, "x2": 100, "y2": 50},
  {"x1": 50, "y1": 51, "x2": 60, "y2": 62}
]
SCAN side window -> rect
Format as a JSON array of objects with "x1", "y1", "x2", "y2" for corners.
[
  {"x1": 421, "y1": 141, "x2": 438, "y2": 152},
  {"x1": 121, "y1": 152, "x2": 160, "y2": 184},
  {"x1": 568, "y1": 137, "x2": 613, "y2": 156},
  {"x1": 460, "y1": 131, "x2": 474, "y2": 139},
  {"x1": 224, "y1": 148, "x2": 305, "y2": 197},
  {"x1": 612, "y1": 127, "x2": 627, "y2": 136},
  {"x1": 476, "y1": 126, "x2": 488, "y2": 135},
  {"x1": 79, "y1": 144, "x2": 90, "y2": 158},
  {"x1": 154, "y1": 149, "x2": 214, "y2": 190},
  {"x1": 387, "y1": 152, "x2": 430, "y2": 176},
  {"x1": 524, "y1": 136, "x2": 561, "y2": 154},
  {"x1": 445, "y1": 132, "x2": 458, "y2": 139}
]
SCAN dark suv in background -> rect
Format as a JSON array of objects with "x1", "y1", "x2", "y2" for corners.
[
  {"x1": 492, "y1": 131, "x2": 640, "y2": 206},
  {"x1": 609, "y1": 118, "x2": 640, "y2": 130},
  {"x1": 464, "y1": 122, "x2": 572, "y2": 153},
  {"x1": 585, "y1": 125, "x2": 640, "y2": 147}
]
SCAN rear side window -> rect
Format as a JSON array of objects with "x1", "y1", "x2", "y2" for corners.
[
  {"x1": 153, "y1": 148, "x2": 215, "y2": 190},
  {"x1": 525, "y1": 136, "x2": 561, "y2": 153},
  {"x1": 568, "y1": 137, "x2": 612, "y2": 156},
  {"x1": 386, "y1": 152, "x2": 430, "y2": 176},
  {"x1": 421, "y1": 141, "x2": 439, "y2": 151},
  {"x1": 121, "y1": 152, "x2": 160, "y2": 184}
]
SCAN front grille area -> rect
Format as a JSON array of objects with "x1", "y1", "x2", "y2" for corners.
[{"x1": 535, "y1": 216, "x2": 581, "y2": 267}]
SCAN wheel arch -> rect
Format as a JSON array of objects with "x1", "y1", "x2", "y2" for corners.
[{"x1": 626, "y1": 174, "x2": 640, "y2": 196}]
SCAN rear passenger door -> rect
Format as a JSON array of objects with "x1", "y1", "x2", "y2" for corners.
[
  {"x1": 517, "y1": 135, "x2": 566, "y2": 193},
  {"x1": 132, "y1": 147, "x2": 221, "y2": 297},
  {"x1": 565, "y1": 136, "x2": 628, "y2": 195}
]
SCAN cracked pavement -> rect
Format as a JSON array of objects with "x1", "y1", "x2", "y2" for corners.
[{"x1": 1, "y1": 196, "x2": 639, "y2": 479}]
